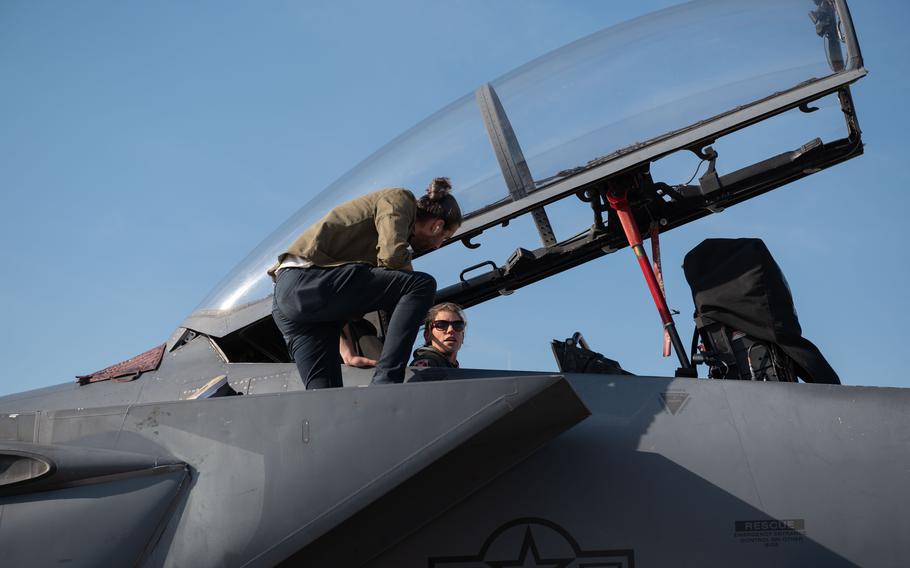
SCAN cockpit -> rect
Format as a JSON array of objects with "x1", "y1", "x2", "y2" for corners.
[{"x1": 177, "y1": 0, "x2": 864, "y2": 373}]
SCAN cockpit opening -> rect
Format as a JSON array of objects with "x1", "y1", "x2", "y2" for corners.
[
  {"x1": 207, "y1": 310, "x2": 388, "y2": 365},
  {"x1": 212, "y1": 317, "x2": 289, "y2": 364}
]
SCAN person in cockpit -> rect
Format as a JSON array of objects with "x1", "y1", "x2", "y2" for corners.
[
  {"x1": 269, "y1": 177, "x2": 462, "y2": 389},
  {"x1": 410, "y1": 302, "x2": 467, "y2": 369}
]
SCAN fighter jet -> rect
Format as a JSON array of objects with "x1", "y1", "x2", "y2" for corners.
[{"x1": 2, "y1": 0, "x2": 906, "y2": 566}]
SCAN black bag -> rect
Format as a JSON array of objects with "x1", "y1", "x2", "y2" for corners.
[
  {"x1": 551, "y1": 333, "x2": 633, "y2": 376},
  {"x1": 683, "y1": 238, "x2": 839, "y2": 384}
]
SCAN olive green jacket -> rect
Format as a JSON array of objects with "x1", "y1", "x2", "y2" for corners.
[{"x1": 267, "y1": 188, "x2": 416, "y2": 279}]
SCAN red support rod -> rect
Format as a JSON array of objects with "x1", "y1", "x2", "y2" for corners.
[
  {"x1": 606, "y1": 192, "x2": 673, "y2": 325},
  {"x1": 633, "y1": 249, "x2": 673, "y2": 325},
  {"x1": 606, "y1": 188, "x2": 692, "y2": 371}
]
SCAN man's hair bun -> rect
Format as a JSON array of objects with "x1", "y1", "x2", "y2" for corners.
[
  {"x1": 416, "y1": 176, "x2": 461, "y2": 230},
  {"x1": 425, "y1": 177, "x2": 452, "y2": 201}
]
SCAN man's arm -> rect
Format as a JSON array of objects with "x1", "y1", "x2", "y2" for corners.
[{"x1": 374, "y1": 189, "x2": 415, "y2": 269}]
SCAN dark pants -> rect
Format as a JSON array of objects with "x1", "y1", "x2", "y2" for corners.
[{"x1": 272, "y1": 264, "x2": 436, "y2": 389}]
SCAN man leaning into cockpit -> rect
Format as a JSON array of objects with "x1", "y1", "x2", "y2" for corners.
[{"x1": 268, "y1": 178, "x2": 462, "y2": 389}]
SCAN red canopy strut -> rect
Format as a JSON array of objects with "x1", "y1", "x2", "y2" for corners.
[{"x1": 606, "y1": 187, "x2": 694, "y2": 375}]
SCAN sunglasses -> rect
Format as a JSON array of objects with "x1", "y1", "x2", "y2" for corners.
[{"x1": 430, "y1": 320, "x2": 466, "y2": 332}]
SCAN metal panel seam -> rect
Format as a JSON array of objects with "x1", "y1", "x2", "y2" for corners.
[
  {"x1": 113, "y1": 402, "x2": 137, "y2": 449},
  {"x1": 720, "y1": 381, "x2": 766, "y2": 510}
]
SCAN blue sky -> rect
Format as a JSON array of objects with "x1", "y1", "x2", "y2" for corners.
[{"x1": 1, "y1": 0, "x2": 907, "y2": 396}]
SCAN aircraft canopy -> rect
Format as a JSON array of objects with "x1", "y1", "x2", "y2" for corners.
[{"x1": 188, "y1": 0, "x2": 863, "y2": 327}]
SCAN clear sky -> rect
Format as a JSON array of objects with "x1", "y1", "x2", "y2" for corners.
[{"x1": 1, "y1": 0, "x2": 907, "y2": 397}]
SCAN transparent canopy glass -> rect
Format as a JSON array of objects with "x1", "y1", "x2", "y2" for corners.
[{"x1": 194, "y1": 0, "x2": 858, "y2": 316}]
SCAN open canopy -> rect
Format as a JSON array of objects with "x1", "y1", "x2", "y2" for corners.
[{"x1": 184, "y1": 0, "x2": 864, "y2": 337}]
